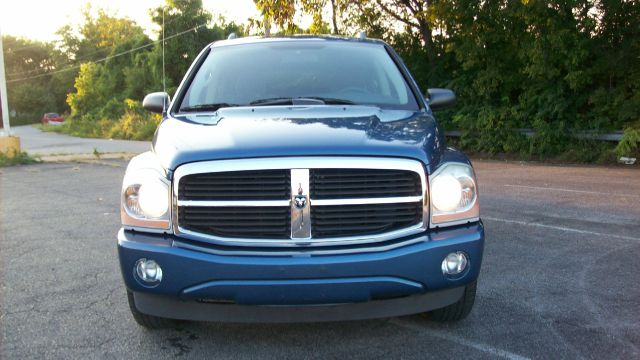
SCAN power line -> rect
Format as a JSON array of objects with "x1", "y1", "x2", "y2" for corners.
[
  {"x1": 60, "y1": 13, "x2": 186, "y2": 65},
  {"x1": 5, "y1": 41, "x2": 60, "y2": 53},
  {"x1": 5, "y1": 9, "x2": 184, "y2": 68},
  {"x1": 6, "y1": 22, "x2": 208, "y2": 84},
  {"x1": 6, "y1": 23, "x2": 207, "y2": 80},
  {"x1": 7, "y1": 63, "x2": 56, "y2": 77}
]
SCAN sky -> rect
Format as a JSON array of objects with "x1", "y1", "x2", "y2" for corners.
[{"x1": 0, "y1": 0, "x2": 262, "y2": 42}]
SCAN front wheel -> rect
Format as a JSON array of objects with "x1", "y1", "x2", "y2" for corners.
[
  {"x1": 126, "y1": 290, "x2": 178, "y2": 329},
  {"x1": 429, "y1": 280, "x2": 477, "y2": 322}
]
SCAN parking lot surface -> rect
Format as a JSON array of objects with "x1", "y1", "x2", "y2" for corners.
[
  {"x1": 11, "y1": 125, "x2": 150, "y2": 156},
  {"x1": 1, "y1": 159, "x2": 639, "y2": 359}
]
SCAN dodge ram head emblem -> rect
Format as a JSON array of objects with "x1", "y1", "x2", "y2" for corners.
[
  {"x1": 294, "y1": 183, "x2": 307, "y2": 209},
  {"x1": 294, "y1": 195, "x2": 307, "y2": 209}
]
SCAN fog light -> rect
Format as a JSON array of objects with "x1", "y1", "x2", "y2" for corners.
[
  {"x1": 135, "y1": 258, "x2": 163, "y2": 284},
  {"x1": 441, "y1": 252, "x2": 468, "y2": 276}
]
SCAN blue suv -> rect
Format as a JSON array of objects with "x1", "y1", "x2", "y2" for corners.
[{"x1": 118, "y1": 35, "x2": 484, "y2": 328}]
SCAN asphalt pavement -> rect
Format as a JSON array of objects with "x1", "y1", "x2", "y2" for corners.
[
  {"x1": 1, "y1": 159, "x2": 639, "y2": 359},
  {"x1": 10, "y1": 125, "x2": 150, "y2": 156}
]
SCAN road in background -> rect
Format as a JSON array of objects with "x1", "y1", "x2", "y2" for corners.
[
  {"x1": 11, "y1": 125, "x2": 150, "y2": 155},
  {"x1": 1, "y1": 159, "x2": 639, "y2": 359}
]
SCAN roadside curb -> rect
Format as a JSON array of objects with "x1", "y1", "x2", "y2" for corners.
[{"x1": 38, "y1": 152, "x2": 137, "y2": 163}]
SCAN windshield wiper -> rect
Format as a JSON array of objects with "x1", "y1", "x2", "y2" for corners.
[
  {"x1": 180, "y1": 97, "x2": 357, "y2": 112},
  {"x1": 306, "y1": 97, "x2": 356, "y2": 105},
  {"x1": 249, "y1": 97, "x2": 356, "y2": 106},
  {"x1": 179, "y1": 103, "x2": 241, "y2": 112},
  {"x1": 249, "y1": 97, "x2": 293, "y2": 106}
]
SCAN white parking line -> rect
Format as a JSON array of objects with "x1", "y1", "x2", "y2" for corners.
[
  {"x1": 483, "y1": 217, "x2": 640, "y2": 242},
  {"x1": 504, "y1": 184, "x2": 640, "y2": 198},
  {"x1": 389, "y1": 319, "x2": 531, "y2": 360}
]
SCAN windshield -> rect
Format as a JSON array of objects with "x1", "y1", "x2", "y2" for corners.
[{"x1": 178, "y1": 40, "x2": 419, "y2": 112}]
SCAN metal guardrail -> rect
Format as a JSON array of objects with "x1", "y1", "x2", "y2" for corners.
[{"x1": 445, "y1": 129, "x2": 623, "y2": 142}]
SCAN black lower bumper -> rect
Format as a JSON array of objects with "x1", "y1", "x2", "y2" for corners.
[{"x1": 132, "y1": 286, "x2": 465, "y2": 323}]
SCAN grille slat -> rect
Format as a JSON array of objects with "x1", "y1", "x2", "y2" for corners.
[
  {"x1": 179, "y1": 206, "x2": 291, "y2": 239},
  {"x1": 311, "y1": 202, "x2": 422, "y2": 238},
  {"x1": 310, "y1": 169, "x2": 421, "y2": 199},
  {"x1": 312, "y1": 187, "x2": 418, "y2": 197},
  {"x1": 311, "y1": 177, "x2": 417, "y2": 184},
  {"x1": 311, "y1": 182, "x2": 418, "y2": 189},
  {"x1": 181, "y1": 192, "x2": 286, "y2": 198},
  {"x1": 313, "y1": 214, "x2": 419, "y2": 223},
  {"x1": 308, "y1": 210, "x2": 418, "y2": 220},
  {"x1": 179, "y1": 170, "x2": 290, "y2": 201}
]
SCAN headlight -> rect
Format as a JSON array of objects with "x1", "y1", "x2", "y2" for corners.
[
  {"x1": 429, "y1": 163, "x2": 479, "y2": 227},
  {"x1": 121, "y1": 168, "x2": 171, "y2": 230}
]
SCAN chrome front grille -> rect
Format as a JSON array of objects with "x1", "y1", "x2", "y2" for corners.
[
  {"x1": 179, "y1": 206, "x2": 291, "y2": 239},
  {"x1": 174, "y1": 157, "x2": 428, "y2": 248},
  {"x1": 178, "y1": 169, "x2": 290, "y2": 200},
  {"x1": 310, "y1": 168, "x2": 422, "y2": 199},
  {"x1": 311, "y1": 202, "x2": 423, "y2": 238}
]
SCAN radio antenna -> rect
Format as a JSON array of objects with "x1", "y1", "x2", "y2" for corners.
[
  {"x1": 161, "y1": 7, "x2": 167, "y2": 114},
  {"x1": 162, "y1": 7, "x2": 166, "y2": 94}
]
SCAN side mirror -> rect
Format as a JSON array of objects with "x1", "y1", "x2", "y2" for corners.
[
  {"x1": 142, "y1": 92, "x2": 170, "y2": 114},
  {"x1": 427, "y1": 88, "x2": 456, "y2": 110}
]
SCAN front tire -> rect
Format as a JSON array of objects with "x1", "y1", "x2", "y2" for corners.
[
  {"x1": 429, "y1": 280, "x2": 477, "y2": 322},
  {"x1": 126, "y1": 290, "x2": 178, "y2": 329}
]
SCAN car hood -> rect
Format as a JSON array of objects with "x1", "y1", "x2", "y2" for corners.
[{"x1": 153, "y1": 105, "x2": 445, "y2": 171}]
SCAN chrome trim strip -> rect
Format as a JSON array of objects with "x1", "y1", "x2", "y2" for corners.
[
  {"x1": 177, "y1": 200, "x2": 290, "y2": 207},
  {"x1": 312, "y1": 196, "x2": 422, "y2": 206},
  {"x1": 172, "y1": 237, "x2": 427, "y2": 256},
  {"x1": 122, "y1": 225, "x2": 171, "y2": 234},
  {"x1": 175, "y1": 222, "x2": 426, "y2": 247},
  {"x1": 173, "y1": 157, "x2": 428, "y2": 248},
  {"x1": 430, "y1": 217, "x2": 480, "y2": 229},
  {"x1": 290, "y1": 169, "x2": 311, "y2": 239}
]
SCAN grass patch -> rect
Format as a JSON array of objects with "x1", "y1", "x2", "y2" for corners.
[
  {"x1": 447, "y1": 135, "x2": 621, "y2": 165},
  {"x1": 0, "y1": 151, "x2": 40, "y2": 167},
  {"x1": 38, "y1": 99, "x2": 160, "y2": 141},
  {"x1": 615, "y1": 124, "x2": 640, "y2": 159},
  {"x1": 38, "y1": 113, "x2": 159, "y2": 141},
  {"x1": 36, "y1": 123, "x2": 66, "y2": 133}
]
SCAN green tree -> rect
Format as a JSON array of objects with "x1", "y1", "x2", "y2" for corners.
[
  {"x1": 253, "y1": 0, "x2": 348, "y2": 35},
  {"x1": 66, "y1": 62, "x2": 108, "y2": 117},
  {"x1": 2, "y1": 36, "x2": 67, "y2": 124},
  {"x1": 61, "y1": 7, "x2": 156, "y2": 117},
  {"x1": 149, "y1": 0, "x2": 243, "y2": 92},
  {"x1": 56, "y1": 2, "x2": 242, "y2": 140},
  {"x1": 57, "y1": 5, "x2": 148, "y2": 62},
  {"x1": 151, "y1": 0, "x2": 212, "y2": 91}
]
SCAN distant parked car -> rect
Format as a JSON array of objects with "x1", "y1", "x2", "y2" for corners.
[{"x1": 41, "y1": 113, "x2": 64, "y2": 125}]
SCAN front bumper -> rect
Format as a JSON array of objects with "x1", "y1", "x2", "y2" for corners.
[{"x1": 118, "y1": 222, "x2": 484, "y2": 322}]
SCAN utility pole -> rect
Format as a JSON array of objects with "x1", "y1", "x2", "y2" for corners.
[
  {"x1": 162, "y1": 7, "x2": 166, "y2": 93},
  {"x1": 0, "y1": 24, "x2": 11, "y2": 135},
  {"x1": 0, "y1": 24, "x2": 21, "y2": 155}
]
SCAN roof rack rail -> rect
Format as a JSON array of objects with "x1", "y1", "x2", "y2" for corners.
[{"x1": 227, "y1": 33, "x2": 238, "y2": 40}]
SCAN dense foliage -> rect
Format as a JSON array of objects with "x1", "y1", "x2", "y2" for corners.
[
  {"x1": 254, "y1": 0, "x2": 640, "y2": 161},
  {"x1": 3, "y1": 1, "x2": 241, "y2": 140},
  {"x1": 2, "y1": 0, "x2": 639, "y2": 161},
  {"x1": 2, "y1": 36, "x2": 73, "y2": 125}
]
